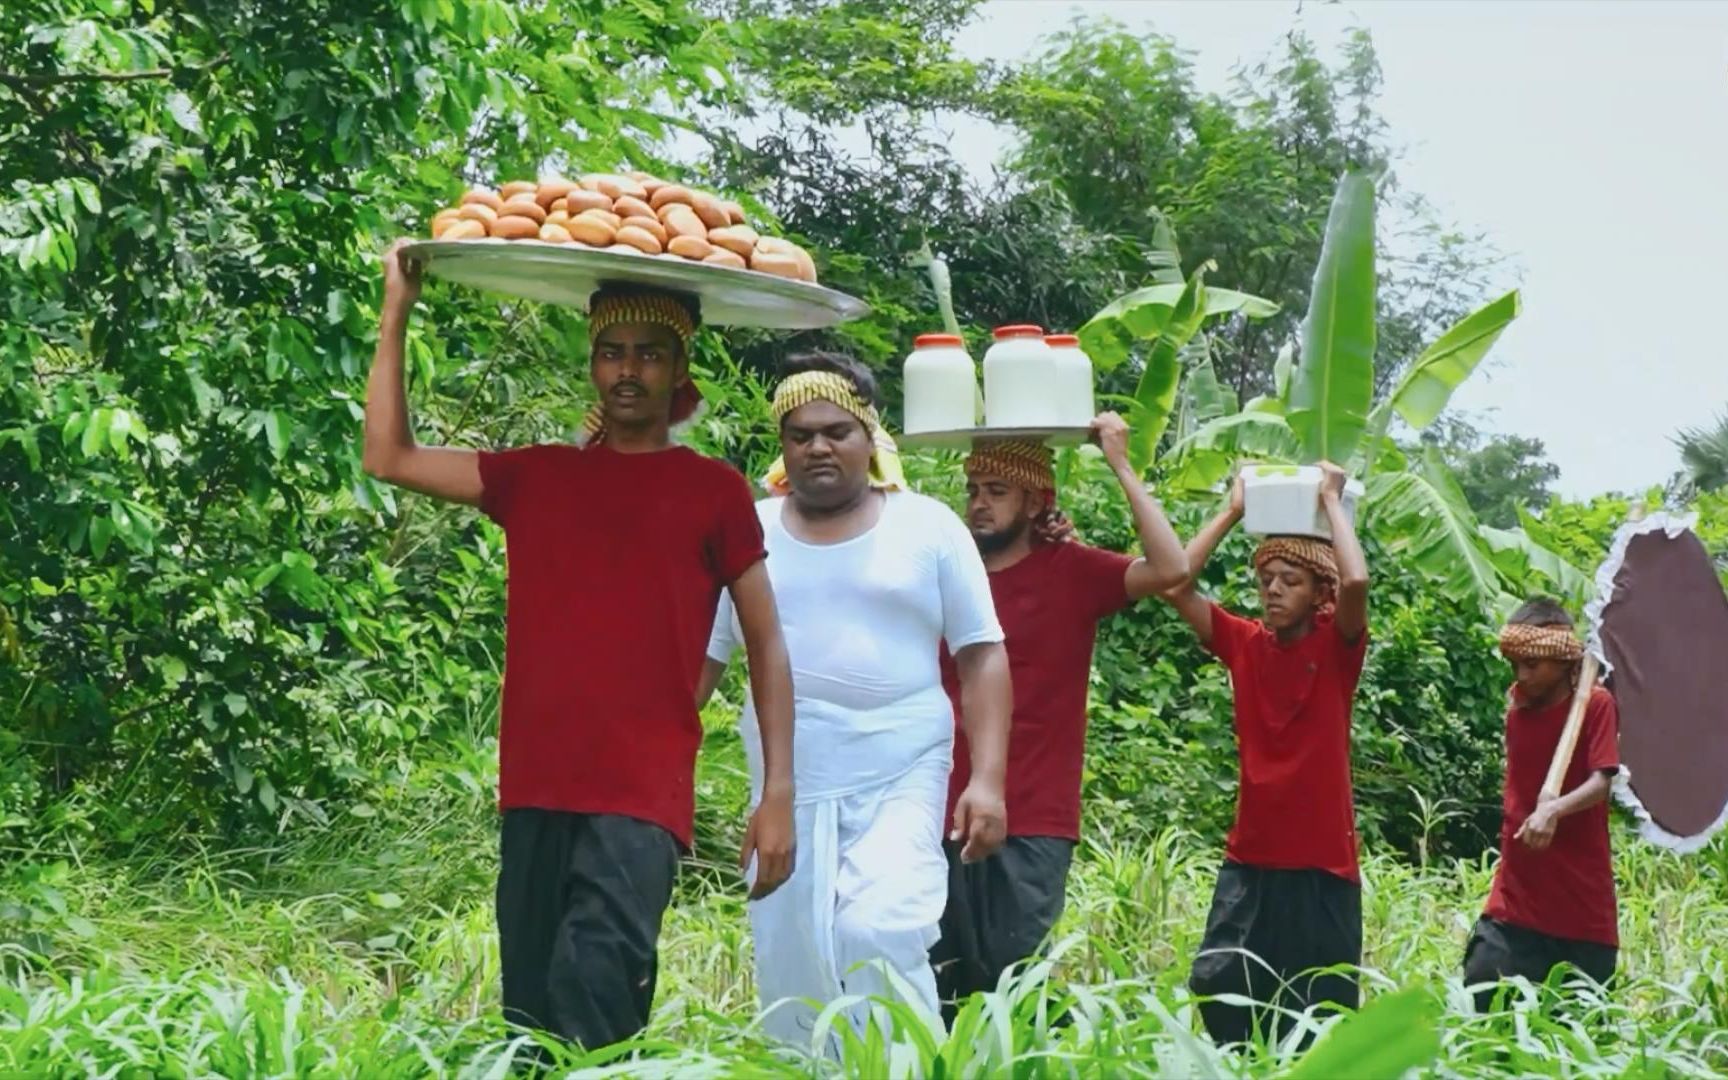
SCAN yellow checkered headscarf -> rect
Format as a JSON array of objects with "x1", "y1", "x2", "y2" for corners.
[
  {"x1": 760, "y1": 370, "x2": 906, "y2": 496},
  {"x1": 965, "y1": 439, "x2": 1055, "y2": 493},
  {"x1": 1499, "y1": 623, "x2": 1584, "y2": 662},
  {"x1": 578, "y1": 290, "x2": 701, "y2": 447}
]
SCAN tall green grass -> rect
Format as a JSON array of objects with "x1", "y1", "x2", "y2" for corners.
[{"x1": 4, "y1": 727, "x2": 1727, "y2": 1077}]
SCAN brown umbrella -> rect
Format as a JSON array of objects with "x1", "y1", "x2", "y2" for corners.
[{"x1": 1578, "y1": 512, "x2": 1728, "y2": 851}]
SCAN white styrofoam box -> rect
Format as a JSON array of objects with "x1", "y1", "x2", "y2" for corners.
[{"x1": 1241, "y1": 464, "x2": 1364, "y2": 539}]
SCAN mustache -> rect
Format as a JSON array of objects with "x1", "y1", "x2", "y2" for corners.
[{"x1": 609, "y1": 379, "x2": 647, "y2": 395}]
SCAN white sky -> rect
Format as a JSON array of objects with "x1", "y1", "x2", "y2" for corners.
[{"x1": 950, "y1": 0, "x2": 1728, "y2": 498}]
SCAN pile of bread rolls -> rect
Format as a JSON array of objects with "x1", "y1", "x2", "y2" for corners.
[{"x1": 428, "y1": 172, "x2": 817, "y2": 283}]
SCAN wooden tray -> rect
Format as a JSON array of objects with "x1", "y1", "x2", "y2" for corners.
[
  {"x1": 401, "y1": 238, "x2": 870, "y2": 329},
  {"x1": 898, "y1": 426, "x2": 1093, "y2": 451}
]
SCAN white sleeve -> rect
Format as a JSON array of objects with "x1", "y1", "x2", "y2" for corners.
[
  {"x1": 932, "y1": 500, "x2": 1004, "y2": 651},
  {"x1": 707, "y1": 586, "x2": 742, "y2": 664}
]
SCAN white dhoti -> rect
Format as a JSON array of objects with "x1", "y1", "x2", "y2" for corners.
[{"x1": 749, "y1": 751, "x2": 950, "y2": 1054}]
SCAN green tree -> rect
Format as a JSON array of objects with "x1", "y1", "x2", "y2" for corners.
[
  {"x1": 1675, "y1": 410, "x2": 1728, "y2": 495},
  {"x1": 1424, "y1": 422, "x2": 1560, "y2": 528}
]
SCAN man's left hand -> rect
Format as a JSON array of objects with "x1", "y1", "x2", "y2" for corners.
[
  {"x1": 951, "y1": 780, "x2": 1007, "y2": 863},
  {"x1": 741, "y1": 787, "x2": 795, "y2": 899},
  {"x1": 1515, "y1": 792, "x2": 1559, "y2": 851},
  {"x1": 1317, "y1": 459, "x2": 1349, "y2": 503}
]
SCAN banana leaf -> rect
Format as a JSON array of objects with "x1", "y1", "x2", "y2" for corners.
[
  {"x1": 1383, "y1": 288, "x2": 1521, "y2": 430},
  {"x1": 1288, "y1": 171, "x2": 1377, "y2": 465},
  {"x1": 1128, "y1": 269, "x2": 1210, "y2": 472},
  {"x1": 1364, "y1": 452, "x2": 1509, "y2": 609},
  {"x1": 1168, "y1": 410, "x2": 1300, "y2": 460},
  {"x1": 1173, "y1": 337, "x2": 1237, "y2": 443},
  {"x1": 1480, "y1": 525, "x2": 1594, "y2": 605},
  {"x1": 1078, "y1": 283, "x2": 1279, "y2": 372}
]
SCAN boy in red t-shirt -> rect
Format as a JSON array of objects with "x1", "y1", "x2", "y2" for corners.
[
  {"x1": 1465, "y1": 599, "x2": 1619, "y2": 1010},
  {"x1": 361, "y1": 241, "x2": 796, "y2": 1049},
  {"x1": 1160, "y1": 464, "x2": 1370, "y2": 1047},
  {"x1": 930, "y1": 415, "x2": 1191, "y2": 1017}
]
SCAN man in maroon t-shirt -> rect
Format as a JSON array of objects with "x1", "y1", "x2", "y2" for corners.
[
  {"x1": 360, "y1": 240, "x2": 796, "y2": 1049},
  {"x1": 1465, "y1": 599, "x2": 1620, "y2": 1010},
  {"x1": 930, "y1": 414, "x2": 1190, "y2": 1015},
  {"x1": 1161, "y1": 464, "x2": 1370, "y2": 1047}
]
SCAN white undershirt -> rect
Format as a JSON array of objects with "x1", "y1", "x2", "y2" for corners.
[{"x1": 709, "y1": 490, "x2": 1003, "y2": 801}]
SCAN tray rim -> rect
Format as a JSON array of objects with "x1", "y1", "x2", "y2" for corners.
[{"x1": 898, "y1": 425, "x2": 1096, "y2": 450}]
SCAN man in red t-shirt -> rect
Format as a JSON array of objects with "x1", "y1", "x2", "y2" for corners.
[
  {"x1": 930, "y1": 415, "x2": 1191, "y2": 1016},
  {"x1": 360, "y1": 240, "x2": 795, "y2": 1049},
  {"x1": 1160, "y1": 464, "x2": 1370, "y2": 1047},
  {"x1": 1465, "y1": 599, "x2": 1619, "y2": 1010}
]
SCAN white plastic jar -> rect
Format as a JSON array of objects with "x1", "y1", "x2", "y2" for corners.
[
  {"x1": 1241, "y1": 464, "x2": 1365, "y2": 539},
  {"x1": 902, "y1": 333, "x2": 977, "y2": 434},
  {"x1": 1044, "y1": 333, "x2": 1095, "y2": 427},
  {"x1": 982, "y1": 324, "x2": 1054, "y2": 428}
]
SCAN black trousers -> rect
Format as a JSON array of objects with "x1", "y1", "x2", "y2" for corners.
[
  {"x1": 1188, "y1": 861, "x2": 1362, "y2": 1047},
  {"x1": 931, "y1": 836, "x2": 1075, "y2": 1018},
  {"x1": 1462, "y1": 916, "x2": 1617, "y2": 1012},
  {"x1": 495, "y1": 809, "x2": 680, "y2": 1049}
]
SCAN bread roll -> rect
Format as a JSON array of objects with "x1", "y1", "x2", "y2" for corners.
[
  {"x1": 755, "y1": 236, "x2": 796, "y2": 256},
  {"x1": 621, "y1": 216, "x2": 668, "y2": 247},
  {"x1": 536, "y1": 179, "x2": 579, "y2": 208},
  {"x1": 627, "y1": 172, "x2": 668, "y2": 197},
  {"x1": 567, "y1": 216, "x2": 616, "y2": 247},
  {"x1": 791, "y1": 245, "x2": 817, "y2": 282},
  {"x1": 580, "y1": 173, "x2": 648, "y2": 200},
  {"x1": 500, "y1": 181, "x2": 538, "y2": 201},
  {"x1": 613, "y1": 195, "x2": 654, "y2": 221},
  {"x1": 690, "y1": 193, "x2": 729, "y2": 229},
  {"x1": 575, "y1": 208, "x2": 622, "y2": 231},
  {"x1": 566, "y1": 190, "x2": 614, "y2": 214},
  {"x1": 457, "y1": 203, "x2": 497, "y2": 227},
  {"x1": 720, "y1": 199, "x2": 746, "y2": 225},
  {"x1": 751, "y1": 250, "x2": 802, "y2": 279},
  {"x1": 605, "y1": 243, "x2": 644, "y2": 255},
  {"x1": 707, "y1": 225, "x2": 758, "y2": 258},
  {"x1": 491, "y1": 215, "x2": 540, "y2": 240},
  {"x1": 660, "y1": 204, "x2": 707, "y2": 240},
  {"x1": 539, "y1": 222, "x2": 575, "y2": 244},
  {"x1": 442, "y1": 219, "x2": 488, "y2": 241},
  {"x1": 649, "y1": 184, "x2": 695, "y2": 210},
  {"x1": 500, "y1": 197, "x2": 546, "y2": 224},
  {"x1": 615, "y1": 225, "x2": 664, "y2": 255},
  {"x1": 460, "y1": 189, "x2": 504, "y2": 212},
  {"x1": 703, "y1": 248, "x2": 748, "y2": 270},
  {"x1": 431, "y1": 209, "x2": 462, "y2": 238},
  {"x1": 668, "y1": 235, "x2": 714, "y2": 261},
  {"x1": 546, "y1": 209, "x2": 571, "y2": 226}
]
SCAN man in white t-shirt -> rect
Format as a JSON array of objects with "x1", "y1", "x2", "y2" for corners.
[{"x1": 699, "y1": 352, "x2": 1011, "y2": 1053}]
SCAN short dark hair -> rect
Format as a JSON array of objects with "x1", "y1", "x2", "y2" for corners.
[
  {"x1": 1509, "y1": 596, "x2": 1574, "y2": 628},
  {"x1": 780, "y1": 351, "x2": 881, "y2": 411}
]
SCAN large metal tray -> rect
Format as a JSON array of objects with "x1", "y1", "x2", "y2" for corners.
[{"x1": 401, "y1": 238, "x2": 870, "y2": 329}]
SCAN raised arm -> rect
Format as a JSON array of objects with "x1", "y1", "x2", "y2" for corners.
[
  {"x1": 728, "y1": 561, "x2": 795, "y2": 900},
  {"x1": 361, "y1": 239, "x2": 483, "y2": 505},
  {"x1": 1318, "y1": 461, "x2": 1368, "y2": 643},
  {"x1": 1091, "y1": 412, "x2": 1189, "y2": 600},
  {"x1": 1160, "y1": 473, "x2": 1245, "y2": 646},
  {"x1": 951, "y1": 640, "x2": 1010, "y2": 863}
]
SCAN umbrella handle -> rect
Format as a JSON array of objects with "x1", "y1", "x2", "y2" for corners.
[{"x1": 1540, "y1": 652, "x2": 1602, "y2": 801}]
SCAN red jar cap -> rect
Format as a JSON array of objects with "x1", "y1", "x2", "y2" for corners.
[
  {"x1": 914, "y1": 333, "x2": 964, "y2": 347},
  {"x1": 1044, "y1": 334, "x2": 1080, "y2": 346},
  {"x1": 993, "y1": 323, "x2": 1044, "y2": 340}
]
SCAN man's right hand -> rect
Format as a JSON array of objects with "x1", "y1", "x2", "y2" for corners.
[
  {"x1": 1227, "y1": 469, "x2": 1247, "y2": 518},
  {"x1": 382, "y1": 238, "x2": 423, "y2": 312},
  {"x1": 741, "y1": 785, "x2": 795, "y2": 900}
]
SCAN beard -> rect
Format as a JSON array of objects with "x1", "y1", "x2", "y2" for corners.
[{"x1": 972, "y1": 517, "x2": 1029, "y2": 555}]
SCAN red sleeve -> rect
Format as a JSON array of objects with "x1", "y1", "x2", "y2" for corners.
[
  {"x1": 1206, "y1": 602, "x2": 1260, "y2": 665},
  {"x1": 1329, "y1": 617, "x2": 1370, "y2": 686},
  {"x1": 1062, "y1": 543, "x2": 1136, "y2": 621},
  {"x1": 1582, "y1": 688, "x2": 1620, "y2": 772},
  {"x1": 478, "y1": 446, "x2": 544, "y2": 527},
  {"x1": 707, "y1": 466, "x2": 767, "y2": 585}
]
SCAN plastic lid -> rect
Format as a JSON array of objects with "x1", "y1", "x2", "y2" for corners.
[
  {"x1": 914, "y1": 333, "x2": 965, "y2": 348},
  {"x1": 1044, "y1": 334, "x2": 1080, "y2": 346},
  {"x1": 992, "y1": 323, "x2": 1045, "y2": 339}
]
